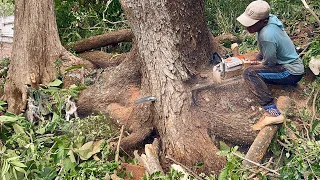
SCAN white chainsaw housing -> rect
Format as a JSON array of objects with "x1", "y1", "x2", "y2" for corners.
[{"x1": 212, "y1": 56, "x2": 247, "y2": 83}]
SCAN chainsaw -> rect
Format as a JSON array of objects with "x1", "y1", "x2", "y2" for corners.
[{"x1": 211, "y1": 52, "x2": 257, "y2": 83}]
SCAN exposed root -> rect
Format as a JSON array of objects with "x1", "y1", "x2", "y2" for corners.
[
  {"x1": 77, "y1": 44, "x2": 141, "y2": 116},
  {"x1": 79, "y1": 51, "x2": 127, "y2": 68},
  {"x1": 60, "y1": 50, "x2": 95, "y2": 70},
  {"x1": 120, "y1": 127, "x2": 153, "y2": 152}
]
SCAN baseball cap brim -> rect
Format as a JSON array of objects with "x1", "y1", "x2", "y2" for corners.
[{"x1": 237, "y1": 13, "x2": 259, "y2": 27}]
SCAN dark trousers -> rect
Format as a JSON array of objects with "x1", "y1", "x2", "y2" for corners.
[{"x1": 243, "y1": 65, "x2": 303, "y2": 106}]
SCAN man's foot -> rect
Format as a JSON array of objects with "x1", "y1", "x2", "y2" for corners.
[{"x1": 252, "y1": 113, "x2": 285, "y2": 131}]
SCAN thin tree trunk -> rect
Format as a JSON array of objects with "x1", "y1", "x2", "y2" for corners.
[
  {"x1": 4, "y1": 0, "x2": 91, "y2": 114},
  {"x1": 4, "y1": 0, "x2": 64, "y2": 114}
]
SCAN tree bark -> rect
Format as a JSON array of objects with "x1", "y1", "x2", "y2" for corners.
[
  {"x1": 77, "y1": 44, "x2": 141, "y2": 117},
  {"x1": 4, "y1": 0, "x2": 92, "y2": 114},
  {"x1": 79, "y1": 51, "x2": 126, "y2": 68},
  {"x1": 120, "y1": 0, "x2": 226, "y2": 173},
  {"x1": 243, "y1": 96, "x2": 292, "y2": 167},
  {"x1": 4, "y1": 0, "x2": 64, "y2": 114},
  {"x1": 68, "y1": 29, "x2": 134, "y2": 53}
]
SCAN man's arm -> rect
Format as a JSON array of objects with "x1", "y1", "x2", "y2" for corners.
[
  {"x1": 260, "y1": 41, "x2": 277, "y2": 66},
  {"x1": 255, "y1": 51, "x2": 263, "y2": 61}
]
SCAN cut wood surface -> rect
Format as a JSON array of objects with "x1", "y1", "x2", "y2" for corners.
[
  {"x1": 242, "y1": 125, "x2": 279, "y2": 168},
  {"x1": 243, "y1": 96, "x2": 291, "y2": 168},
  {"x1": 134, "y1": 139, "x2": 163, "y2": 176},
  {"x1": 69, "y1": 29, "x2": 134, "y2": 53}
]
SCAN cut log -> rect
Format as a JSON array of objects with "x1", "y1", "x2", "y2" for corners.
[
  {"x1": 67, "y1": 29, "x2": 134, "y2": 53},
  {"x1": 134, "y1": 138, "x2": 163, "y2": 176},
  {"x1": 242, "y1": 125, "x2": 279, "y2": 168},
  {"x1": 243, "y1": 96, "x2": 291, "y2": 168}
]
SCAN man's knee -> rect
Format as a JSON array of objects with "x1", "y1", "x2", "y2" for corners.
[{"x1": 243, "y1": 66, "x2": 255, "y2": 80}]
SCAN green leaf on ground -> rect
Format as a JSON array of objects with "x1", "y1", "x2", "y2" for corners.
[{"x1": 47, "y1": 79, "x2": 63, "y2": 87}]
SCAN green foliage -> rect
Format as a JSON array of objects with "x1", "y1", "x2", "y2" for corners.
[
  {"x1": 238, "y1": 35, "x2": 259, "y2": 54},
  {"x1": 0, "y1": 80, "x2": 123, "y2": 180},
  {"x1": 0, "y1": 1, "x2": 14, "y2": 16},
  {"x1": 302, "y1": 37, "x2": 320, "y2": 67},
  {"x1": 55, "y1": 0, "x2": 127, "y2": 45},
  {"x1": 205, "y1": 0, "x2": 319, "y2": 36},
  {"x1": 205, "y1": 0, "x2": 250, "y2": 36},
  {"x1": 270, "y1": 0, "x2": 319, "y2": 34},
  {"x1": 77, "y1": 114, "x2": 118, "y2": 141},
  {"x1": 143, "y1": 169, "x2": 186, "y2": 180},
  {"x1": 274, "y1": 81, "x2": 320, "y2": 180},
  {"x1": 216, "y1": 81, "x2": 320, "y2": 179},
  {"x1": 205, "y1": 0, "x2": 320, "y2": 54},
  {"x1": 216, "y1": 145, "x2": 250, "y2": 180}
]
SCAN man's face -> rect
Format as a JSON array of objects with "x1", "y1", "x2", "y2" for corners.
[{"x1": 246, "y1": 19, "x2": 268, "y2": 33}]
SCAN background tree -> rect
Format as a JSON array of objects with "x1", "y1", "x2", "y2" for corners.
[{"x1": 4, "y1": 0, "x2": 91, "y2": 114}]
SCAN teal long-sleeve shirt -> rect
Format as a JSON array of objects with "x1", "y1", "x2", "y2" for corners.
[{"x1": 257, "y1": 14, "x2": 304, "y2": 75}]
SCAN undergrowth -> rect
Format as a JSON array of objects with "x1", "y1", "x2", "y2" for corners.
[
  {"x1": 215, "y1": 79, "x2": 320, "y2": 180},
  {"x1": 54, "y1": 0, "x2": 131, "y2": 53},
  {"x1": 0, "y1": 0, "x2": 14, "y2": 16},
  {"x1": 205, "y1": 0, "x2": 320, "y2": 55},
  {"x1": 0, "y1": 80, "x2": 125, "y2": 180},
  {"x1": 1, "y1": 0, "x2": 320, "y2": 179}
]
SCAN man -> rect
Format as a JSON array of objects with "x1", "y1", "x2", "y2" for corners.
[{"x1": 237, "y1": 0, "x2": 304, "y2": 130}]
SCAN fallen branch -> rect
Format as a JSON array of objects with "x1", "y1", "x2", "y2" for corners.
[
  {"x1": 243, "y1": 125, "x2": 279, "y2": 167},
  {"x1": 248, "y1": 157, "x2": 273, "y2": 179},
  {"x1": 214, "y1": 33, "x2": 241, "y2": 43},
  {"x1": 305, "y1": 85, "x2": 315, "y2": 106},
  {"x1": 243, "y1": 96, "x2": 291, "y2": 168},
  {"x1": 275, "y1": 148, "x2": 284, "y2": 169},
  {"x1": 233, "y1": 153, "x2": 280, "y2": 176},
  {"x1": 300, "y1": 0, "x2": 320, "y2": 25},
  {"x1": 115, "y1": 125, "x2": 125, "y2": 163},
  {"x1": 299, "y1": 42, "x2": 312, "y2": 58},
  {"x1": 114, "y1": 125, "x2": 124, "y2": 174},
  {"x1": 66, "y1": 29, "x2": 134, "y2": 53},
  {"x1": 108, "y1": 126, "x2": 125, "y2": 180},
  {"x1": 166, "y1": 155, "x2": 203, "y2": 180},
  {"x1": 79, "y1": 51, "x2": 127, "y2": 68},
  {"x1": 310, "y1": 87, "x2": 319, "y2": 131},
  {"x1": 134, "y1": 138, "x2": 163, "y2": 176}
]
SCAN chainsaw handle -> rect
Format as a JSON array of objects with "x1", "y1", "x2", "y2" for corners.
[
  {"x1": 211, "y1": 52, "x2": 226, "y2": 77},
  {"x1": 211, "y1": 52, "x2": 224, "y2": 64}
]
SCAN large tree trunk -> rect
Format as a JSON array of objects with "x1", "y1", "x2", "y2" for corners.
[
  {"x1": 120, "y1": 0, "x2": 226, "y2": 173},
  {"x1": 4, "y1": 0, "x2": 91, "y2": 114}
]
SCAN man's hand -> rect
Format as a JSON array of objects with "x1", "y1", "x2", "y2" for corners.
[{"x1": 250, "y1": 59, "x2": 262, "y2": 65}]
